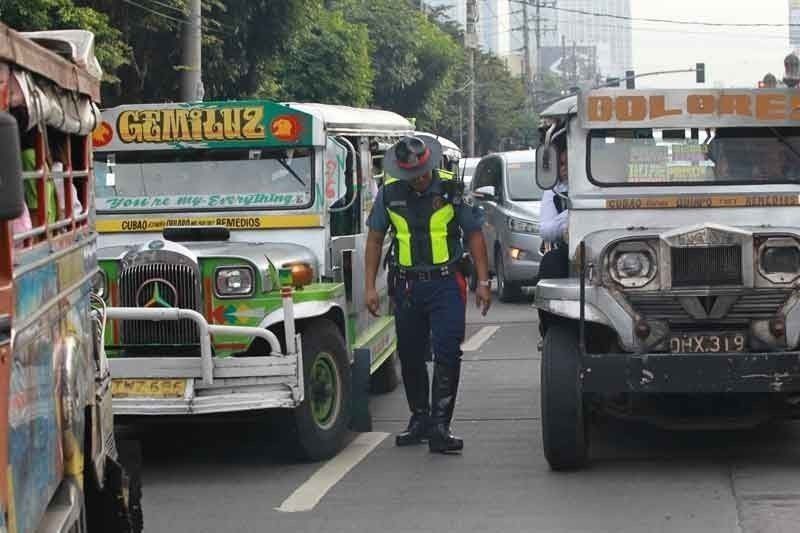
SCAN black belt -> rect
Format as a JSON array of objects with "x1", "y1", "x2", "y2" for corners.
[{"x1": 395, "y1": 265, "x2": 456, "y2": 281}]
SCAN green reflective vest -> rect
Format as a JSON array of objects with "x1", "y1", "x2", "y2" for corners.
[{"x1": 383, "y1": 170, "x2": 460, "y2": 268}]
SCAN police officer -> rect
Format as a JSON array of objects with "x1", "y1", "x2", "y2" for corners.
[{"x1": 365, "y1": 136, "x2": 491, "y2": 454}]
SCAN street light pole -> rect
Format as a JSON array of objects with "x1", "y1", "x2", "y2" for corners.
[
  {"x1": 466, "y1": 0, "x2": 478, "y2": 157},
  {"x1": 181, "y1": 0, "x2": 204, "y2": 102}
]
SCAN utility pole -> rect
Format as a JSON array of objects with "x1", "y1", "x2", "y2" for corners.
[
  {"x1": 466, "y1": 0, "x2": 478, "y2": 157},
  {"x1": 181, "y1": 0, "x2": 203, "y2": 102},
  {"x1": 521, "y1": 1, "x2": 532, "y2": 112}
]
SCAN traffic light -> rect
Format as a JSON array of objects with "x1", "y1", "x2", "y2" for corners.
[
  {"x1": 696, "y1": 63, "x2": 705, "y2": 84},
  {"x1": 625, "y1": 70, "x2": 635, "y2": 89}
]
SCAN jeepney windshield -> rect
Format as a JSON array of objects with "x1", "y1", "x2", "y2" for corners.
[
  {"x1": 94, "y1": 147, "x2": 314, "y2": 212},
  {"x1": 507, "y1": 161, "x2": 542, "y2": 201},
  {"x1": 588, "y1": 127, "x2": 800, "y2": 186}
]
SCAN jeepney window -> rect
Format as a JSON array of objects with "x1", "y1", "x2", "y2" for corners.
[
  {"x1": 588, "y1": 127, "x2": 800, "y2": 186},
  {"x1": 94, "y1": 147, "x2": 314, "y2": 213}
]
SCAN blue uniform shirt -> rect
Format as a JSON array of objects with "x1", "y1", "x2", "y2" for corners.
[{"x1": 367, "y1": 175, "x2": 483, "y2": 270}]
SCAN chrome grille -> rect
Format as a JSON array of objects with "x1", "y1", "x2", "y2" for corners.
[
  {"x1": 627, "y1": 290, "x2": 790, "y2": 322},
  {"x1": 119, "y1": 263, "x2": 200, "y2": 346},
  {"x1": 671, "y1": 246, "x2": 742, "y2": 287}
]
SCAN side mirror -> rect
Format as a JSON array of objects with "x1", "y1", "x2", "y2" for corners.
[
  {"x1": 473, "y1": 185, "x2": 496, "y2": 200},
  {"x1": 536, "y1": 144, "x2": 559, "y2": 190},
  {"x1": 0, "y1": 111, "x2": 24, "y2": 221}
]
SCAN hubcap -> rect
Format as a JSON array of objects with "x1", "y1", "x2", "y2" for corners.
[{"x1": 310, "y1": 352, "x2": 340, "y2": 430}]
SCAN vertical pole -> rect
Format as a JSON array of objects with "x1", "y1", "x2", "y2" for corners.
[
  {"x1": 522, "y1": 0, "x2": 531, "y2": 111},
  {"x1": 181, "y1": 0, "x2": 203, "y2": 102},
  {"x1": 534, "y1": 0, "x2": 542, "y2": 109},
  {"x1": 466, "y1": 0, "x2": 477, "y2": 157}
]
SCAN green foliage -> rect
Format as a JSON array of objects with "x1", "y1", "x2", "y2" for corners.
[
  {"x1": 1, "y1": 0, "x2": 130, "y2": 83},
  {"x1": 262, "y1": 8, "x2": 373, "y2": 106}
]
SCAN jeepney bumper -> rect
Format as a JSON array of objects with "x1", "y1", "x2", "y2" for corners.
[
  {"x1": 581, "y1": 351, "x2": 800, "y2": 393},
  {"x1": 105, "y1": 305, "x2": 304, "y2": 416}
]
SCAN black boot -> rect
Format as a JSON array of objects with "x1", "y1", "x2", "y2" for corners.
[
  {"x1": 429, "y1": 361, "x2": 463, "y2": 454},
  {"x1": 396, "y1": 360, "x2": 430, "y2": 446}
]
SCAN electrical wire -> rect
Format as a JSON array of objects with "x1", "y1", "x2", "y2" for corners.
[{"x1": 121, "y1": 0, "x2": 225, "y2": 34}]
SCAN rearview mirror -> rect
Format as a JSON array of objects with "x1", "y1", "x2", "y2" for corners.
[
  {"x1": 0, "y1": 111, "x2": 24, "y2": 221},
  {"x1": 536, "y1": 144, "x2": 559, "y2": 190}
]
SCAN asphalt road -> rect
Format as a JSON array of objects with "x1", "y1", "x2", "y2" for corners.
[{"x1": 137, "y1": 292, "x2": 800, "y2": 533}]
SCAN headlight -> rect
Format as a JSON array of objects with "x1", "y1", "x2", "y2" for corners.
[
  {"x1": 507, "y1": 217, "x2": 539, "y2": 234},
  {"x1": 91, "y1": 270, "x2": 106, "y2": 300},
  {"x1": 758, "y1": 237, "x2": 800, "y2": 283},
  {"x1": 215, "y1": 267, "x2": 254, "y2": 297},
  {"x1": 608, "y1": 243, "x2": 657, "y2": 288}
]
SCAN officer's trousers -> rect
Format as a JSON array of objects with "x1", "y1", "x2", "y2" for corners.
[{"x1": 393, "y1": 274, "x2": 467, "y2": 371}]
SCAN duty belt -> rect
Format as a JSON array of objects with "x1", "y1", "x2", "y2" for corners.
[{"x1": 395, "y1": 265, "x2": 456, "y2": 281}]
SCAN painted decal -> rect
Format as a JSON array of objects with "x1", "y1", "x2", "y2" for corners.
[
  {"x1": 96, "y1": 214, "x2": 323, "y2": 233},
  {"x1": 605, "y1": 194, "x2": 800, "y2": 209},
  {"x1": 98, "y1": 192, "x2": 309, "y2": 212}
]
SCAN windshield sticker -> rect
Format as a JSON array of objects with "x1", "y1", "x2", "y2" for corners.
[
  {"x1": 97, "y1": 192, "x2": 309, "y2": 211},
  {"x1": 606, "y1": 194, "x2": 800, "y2": 209},
  {"x1": 96, "y1": 214, "x2": 322, "y2": 233}
]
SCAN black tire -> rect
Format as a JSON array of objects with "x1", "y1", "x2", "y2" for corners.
[
  {"x1": 496, "y1": 249, "x2": 522, "y2": 303},
  {"x1": 371, "y1": 349, "x2": 400, "y2": 394},
  {"x1": 541, "y1": 321, "x2": 589, "y2": 471},
  {"x1": 287, "y1": 319, "x2": 352, "y2": 461},
  {"x1": 85, "y1": 439, "x2": 143, "y2": 533},
  {"x1": 117, "y1": 440, "x2": 143, "y2": 533}
]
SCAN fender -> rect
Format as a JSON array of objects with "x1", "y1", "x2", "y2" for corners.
[{"x1": 259, "y1": 298, "x2": 349, "y2": 345}]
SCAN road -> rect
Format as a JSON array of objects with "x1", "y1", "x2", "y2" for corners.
[{"x1": 138, "y1": 293, "x2": 800, "y2": 533}]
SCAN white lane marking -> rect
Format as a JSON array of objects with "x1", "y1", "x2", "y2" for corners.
[
  {"x1": 276, "y1": 432, "x2": 389, "y2": 513},
  {"x1": 461, "y1": 325, "x2": 500, "y2": 352}
]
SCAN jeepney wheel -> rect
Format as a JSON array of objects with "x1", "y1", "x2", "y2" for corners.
[
  {"x1": 496, "y1": 249, "x2": 522, "y2": 302},
  {"x1": 289, "y1": 318, "x2": 352, "y2": 461},
  {"x1": 541, "y1": 321, "x2": 589, "y2": 471},
  {"x1": 371, "y1": 349, "x2": 400, "y2": 394}
]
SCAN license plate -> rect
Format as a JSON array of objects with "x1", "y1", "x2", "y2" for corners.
[
  {"x1": 111, "y1": 379, "x2": 186, "y2": 398},
  {"x1": 669, "y1": 333, "x2": 746, "y2": 353}
]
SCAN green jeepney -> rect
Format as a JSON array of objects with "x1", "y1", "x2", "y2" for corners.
[{"x1": 91, "y1": 100, "x2": 412, "y2": 460}]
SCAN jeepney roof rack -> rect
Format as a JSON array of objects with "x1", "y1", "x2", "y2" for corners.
[{"x1": 283, "y1": 102, "x2": 415, "y2": 137}]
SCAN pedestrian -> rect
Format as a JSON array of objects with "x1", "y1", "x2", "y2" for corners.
[
  {"x1": 783, "y1": 52, "x2": 800, "y2": 88},
  {"x1": 537, "y1": 135, "x2": 570, "y2": 338},
  {"x1": 364, "y1": 135, "x2": 491, "y2": 454}
]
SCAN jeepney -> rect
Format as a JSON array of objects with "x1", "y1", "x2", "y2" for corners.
[
  {"x1": 535, "y1": 87, "x2": 800, "y2": 470},
  {"x1": 92, "y1": 101, "x2": 413, "y2": 460},
  {"x1": 0, "y1": 24, "x2": 140, "y2": 532}
]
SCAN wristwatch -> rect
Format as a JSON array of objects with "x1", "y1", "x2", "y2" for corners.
[{"x1": 478, "y1": 280, "x2": 491, "y2": 287}]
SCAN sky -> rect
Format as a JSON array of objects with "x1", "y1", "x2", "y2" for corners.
[{"x1": 631, "y1": 0, "x2": 792, "y2": 88}]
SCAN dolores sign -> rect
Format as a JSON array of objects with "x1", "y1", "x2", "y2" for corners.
[
  {"x1": 580, "y1": 89, "x2": 800, "y2": 128},
  {"x1": 93, "y1": 100, "x2": 315, "y2": 151}
]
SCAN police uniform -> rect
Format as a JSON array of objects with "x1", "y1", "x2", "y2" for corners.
[{"x1": 367, "y1": 137, "x2": 483, "y2": 453}]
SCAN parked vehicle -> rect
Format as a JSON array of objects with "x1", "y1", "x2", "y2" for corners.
[
  {"x1": 470, "y1": 150, "x2": 544, "y2": 301},
  {"x1": 535, "y1": 85, "x2": 800, "y2": 471},
  {"x1": 458, "y1": 157, "x2": 480, "y2": 189},
  {"x1": 0, "y1": 24, "x2": 141, "y2": 532},
  {"x1": 91, "y1": 101, "x2": 412, "y2": 460}
]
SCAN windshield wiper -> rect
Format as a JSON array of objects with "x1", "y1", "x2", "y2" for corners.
[{"x1": 277, "y1": 158, "x2": 306, "y2": 187}]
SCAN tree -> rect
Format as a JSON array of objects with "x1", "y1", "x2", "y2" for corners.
[
  {"x1": 1, "y1": 0, "x2": 129, "y2": 83},
  {"x1": 262, "y1": 7, "x2": 373, "y2": 107}
]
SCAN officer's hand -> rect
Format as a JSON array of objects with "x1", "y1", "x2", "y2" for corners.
[
  {"x1": 366, "y1": 287, "x2": 381, "y2": 317},
  {"x1": 476, "y1": 285, "x2": 492, "y2": 316}
]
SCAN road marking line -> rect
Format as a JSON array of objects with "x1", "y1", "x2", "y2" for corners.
[
  {"x1": 461, "y1": 325, "x2": 500, "y2": 352},
  {"x1": 276, "y1": 432, "x2": 389, "y2": 513}
]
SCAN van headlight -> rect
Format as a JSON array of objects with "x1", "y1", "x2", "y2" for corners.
[
  {"x1": 608, "y1": 242, "x2": 657, "y2": 288},
  {"x1": 507, "y1": 217, "x2": 539, "y2": 234},
  {"x1": 215, "y1": 267, "x2": 255, "y2": 297},
  {"x1": 758, "y1": 237, "x2": 800, "y2": 283}
]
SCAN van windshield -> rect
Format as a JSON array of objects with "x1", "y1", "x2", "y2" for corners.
[
  {"x1": 589, "y1": 127, "x2": 800, "y2": 186},
  {"x1": 94, "y1": 147, "x2": 314, "y2": 213},
  {"x1": 507, "y1": 161, "x2": 542, "y2": 201}
]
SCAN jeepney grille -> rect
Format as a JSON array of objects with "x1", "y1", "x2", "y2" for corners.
[
  {"x1": 626, "y1": 290, "x2": 789, "y2": 323},
  {"x1": 671, "y1": 246, "x2": 742, "y2": 287},
  {"x1": 119, "y1": 263, "x2": 200, "y2": 346}
]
